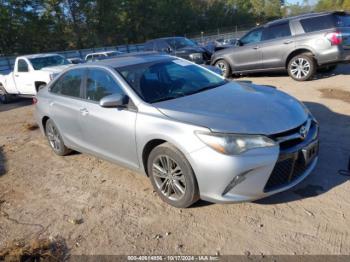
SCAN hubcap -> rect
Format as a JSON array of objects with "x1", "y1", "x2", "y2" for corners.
[
  {"x1": 290, "y1": 58, "x2": 310, "y2": 79},
  {"x1": 216, "y1": 62, "x2": 227, "y2": 75},
  {"x1": 152, "y1": 155, "x2": 186, "y2": 201},
  {"x1": 46, "y1": 123, "x2": 61, "y2": 152}
]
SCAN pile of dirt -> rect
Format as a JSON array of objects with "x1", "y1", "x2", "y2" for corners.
[{"x1": 0, "y1": 237, "x2": 68, "y2": 262}]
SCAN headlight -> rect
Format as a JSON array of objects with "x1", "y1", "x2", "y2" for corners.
[
  {"x1": 189, "y1": 53, "x2": 203, "y2": 60},
  {"x1": 195, "y1": 131, "x2": 276, "y2": 155}
]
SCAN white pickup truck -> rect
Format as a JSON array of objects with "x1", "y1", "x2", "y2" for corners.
[{"x1": 0, "y1": 53, "x2": 72, "y2": 103}]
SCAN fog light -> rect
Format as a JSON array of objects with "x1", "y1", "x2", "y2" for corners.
[{"x1": 222, "y1": 169, "x2": 254, "y2": 196}]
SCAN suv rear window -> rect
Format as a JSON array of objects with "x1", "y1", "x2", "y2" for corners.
[{"x1": 301, "y1": 13, "x2": 350, "y2": 33}]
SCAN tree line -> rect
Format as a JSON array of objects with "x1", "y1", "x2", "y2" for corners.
[{"x1": 0, "y1": 0, "x2": 348, "y2": 56}]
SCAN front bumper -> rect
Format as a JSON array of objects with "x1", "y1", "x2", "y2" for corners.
[{"x1": 187, "y1": 121, "x2": 319, "y2": 203}]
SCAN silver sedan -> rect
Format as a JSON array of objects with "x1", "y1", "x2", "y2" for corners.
[{"x1": 35, "y1": 53, "x2": 319, "y2": 208}]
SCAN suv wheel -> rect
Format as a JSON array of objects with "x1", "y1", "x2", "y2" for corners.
[
  {"x1": 288, "y1": 54, "x2": 316, "y2": 81},
  {"x1": 147, "y1": 143, "x2": 199, "y2": 208},
  {"x1": 215, "y1": 59, "x2": 231, "y2": 78},
  {"x1": 45, "y1": 119, "x2": 71, "y2": 156}
]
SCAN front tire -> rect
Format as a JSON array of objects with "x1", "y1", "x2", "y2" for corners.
[
  {"x1": 147, "y1": 143, "x2": 199, "y2": 208},
  {"x1": 45, "y1": 119, "x2": 71, "y2": 156},
  {"x1": 287, "y1": 54, "x2": 316, "y2": 81},
  {"x1": 214, "y1": 59, "x2": 231, "y2": 78}
]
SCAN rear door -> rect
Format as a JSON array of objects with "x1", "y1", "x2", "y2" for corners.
[
  {"x1": 231, "y1": 28, "x2": 263, "y2": 71},
  {"x1": 49, "y1": 68, "x2": 87, "y2": 149},
  {"x1": 259, "y1": 22, "x2": 295, "y2": 69},
  {"x1": 79, "y1": 68, "x2": 139, "y2": 168}
]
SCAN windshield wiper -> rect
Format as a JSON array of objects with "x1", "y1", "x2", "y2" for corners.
[{"x1": 151, "y1": 94, "x2": 185, "y2": 103}]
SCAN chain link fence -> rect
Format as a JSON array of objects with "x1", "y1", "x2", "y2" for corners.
[{"x1": 0, "y1": 28, "x2": 250, "y2": 75}]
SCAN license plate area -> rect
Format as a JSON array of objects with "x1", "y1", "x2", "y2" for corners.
[{"x1": 300, "y1": 140, "x2": 318, "y2": 165}]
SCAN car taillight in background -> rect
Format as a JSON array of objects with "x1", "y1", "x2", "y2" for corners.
[
  {"x1": 32, "y1": 97, "x2": 38, "y2": 104},
  {"x1": 326, "y1": 32, "x2": 343, "y2": 45}
]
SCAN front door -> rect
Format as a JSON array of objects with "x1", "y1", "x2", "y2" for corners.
[
  {"x1": 231, "y1": 28, "x2": 264, "y2": 71},
  {"x1": 14, "y1": 59, "x2": 35, "y2": 94},
  {"x1": 79, "y1": 68, "x2": 139, "y2": 168}
]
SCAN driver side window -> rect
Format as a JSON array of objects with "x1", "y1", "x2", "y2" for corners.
[{"x1": 240, "y1": 28, "x2": 263, "y2": 46}]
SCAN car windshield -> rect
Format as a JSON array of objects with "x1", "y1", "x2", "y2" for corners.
[
  {"x1": 30, "y1": 55, "x2": 70, "y2": 70},
  {"x1": 165, "y1": 38, "x2": 196, "y2": 49},
  {"x1": 106, "y1": 52, "x2": 121, "y2": 57},
  {"x1": 117, "y1": 59, "x2": 227, "y2": 103}
]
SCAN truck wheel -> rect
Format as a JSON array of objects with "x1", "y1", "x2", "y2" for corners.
[
  {"x1": 288, "y1": 54, "x2": 316, "y2": 81},
  {"x1": 0, "y1": 85, "x2": 9, "y2": 104}
]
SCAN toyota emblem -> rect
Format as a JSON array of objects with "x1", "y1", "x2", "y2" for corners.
[{"x1": 299, "y1": 125, "x2": 308, "y2": 139}]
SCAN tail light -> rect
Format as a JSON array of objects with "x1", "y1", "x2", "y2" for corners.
[
  {"x1": 326, "y1": 31, "x2": 343, "y2": 45},
  {"x1": 32, "y1": 97, "x2": 38, "y2": 104}
]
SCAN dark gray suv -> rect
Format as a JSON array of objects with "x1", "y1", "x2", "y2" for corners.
[{"x1": 211, "y1": 11, "x2": 350, "y2": 81}]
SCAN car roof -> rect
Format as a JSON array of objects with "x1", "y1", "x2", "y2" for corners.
[
  {"x1": 19, "y1": 53, "x2": 61, "y2": 59},
  {"x1": 82, "y1": 52, "x2": 173, "y2": 68},
  {"x1": 266, "y1": 11, "x2": 348, "y2": 26},
  {"x1": 86, "y1": 51, "x2": 121, "y2": 56}
]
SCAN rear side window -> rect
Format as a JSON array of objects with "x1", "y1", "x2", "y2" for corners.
[
  {"x1": 262, "y1": 23, "x2": 291, "y2": 41},
  {"x1": 336, "y1": 14, "x2": 350, "y2": 27},
  {"x1": 85, "y1": 69, "x2": 124, "y2": 102},
  {"x1": 17, "y1": 59, "x2": 29, "y2": 72},
  {"x1": 300, "y1": 15, "x2": 336, "y2": 33},
  {"x1": 50, "y1": 69, "x2": 83, "y2": 98}
]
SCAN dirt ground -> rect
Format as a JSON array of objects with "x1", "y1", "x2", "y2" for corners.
[{"x1": 0, "y1": 65, "x2": 350, "y2": 256}]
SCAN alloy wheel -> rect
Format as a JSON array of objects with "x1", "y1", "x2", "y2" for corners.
[
  {"x1": 46, "y1": 122, "x2": 62, "y2": 152},
  {"x1": 152, "y1": 155, "x2": 186, "y2": 201},
  {"x1": 290, "y1": 58, "x2": 311, "y2": 79},
  {"x1": 215, "y1": 61, "x2": 227, "y2": 75}
]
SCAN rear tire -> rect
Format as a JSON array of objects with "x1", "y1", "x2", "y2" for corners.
[
  {"x1": 287, "y1": 54, "x2": 316, "y2": 81},
  {"x1": 147, "y1": 142, "x2": 199, "y2": 208},
  {"x1": 0, "y1": 85, "x2": 9, "y2": 104},
  {"x1": 45, "y1": 119, "x2": 71, "y2": 156},
  {"x1": 214, "y1": 59, "x2": 231, "y2": 78}
]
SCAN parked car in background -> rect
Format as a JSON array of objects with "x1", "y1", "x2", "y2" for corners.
[
  {"x1": 68, "y1": 57, "x2": 85, "y2": 64},
  {"x1": 0, "y1": 54, "x2": 72, "y2": 103},
  {"x1": 144, "y1": 37, "x2": 212, "y2": 64},
  {"x1": 35, "y1": 53, "x2": 318, "y2": 208},
  {"x1": 212, "y1": 11, "x2": 350, "y2": 81},
  {"x1": 85, "y1": 51, "x2": 123, "y2": 62},
  {"x1": 205, "y1": 38, "x2": 238, "y2": 53}
]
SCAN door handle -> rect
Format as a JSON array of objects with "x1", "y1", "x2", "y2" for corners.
[
  {"x1": 14, "y1": 74, "x2": 19, "y2": 77},
  {"x1": 253, "y1": 46, "x2": 259, "y2": 49},
  {"x1": 283, "y1": 40, "x2": 293, "y2": 44},
  {"x1": 79, "y1": 108, "x2": 89, "y2": 116}
]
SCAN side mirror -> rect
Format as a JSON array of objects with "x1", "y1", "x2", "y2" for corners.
[
  {"x1": 100, "y1": 94, "x2": 128, "y2": 108},
  {"x1": 235, "y1": 40, "x2": 242, "y2": 46}
]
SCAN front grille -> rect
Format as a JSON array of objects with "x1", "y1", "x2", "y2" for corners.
[
  {"x1": 264, "y1": 119, "x2": 319, "y2": 192},
  {"x1": 264, "y1": 153, "x2": 314, "y2": 192}
]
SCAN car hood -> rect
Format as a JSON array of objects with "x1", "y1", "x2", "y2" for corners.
[
  {"x1": 40, "y1": 64, "x2": 73, "y2": 73},
  {"x1": 154, "y1": 82, "x2": 308, "y2": 135},
  {"x1": 174, "y1": 46, "x2": 209, "y2": 54}
]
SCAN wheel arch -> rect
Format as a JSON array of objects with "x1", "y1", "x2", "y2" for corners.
[
  {"x1": 285, "y1": 48, "x2": 316, "y2": 69},
  {"x1": 42, "y1": 116, "x2": 50, "y2": 132},
  {"x1": 141, "y1": 139, "x2": 167, "y2": 176},
  {"x1": 35, "y1": 81, "x2": 47, "y2": 92}
]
